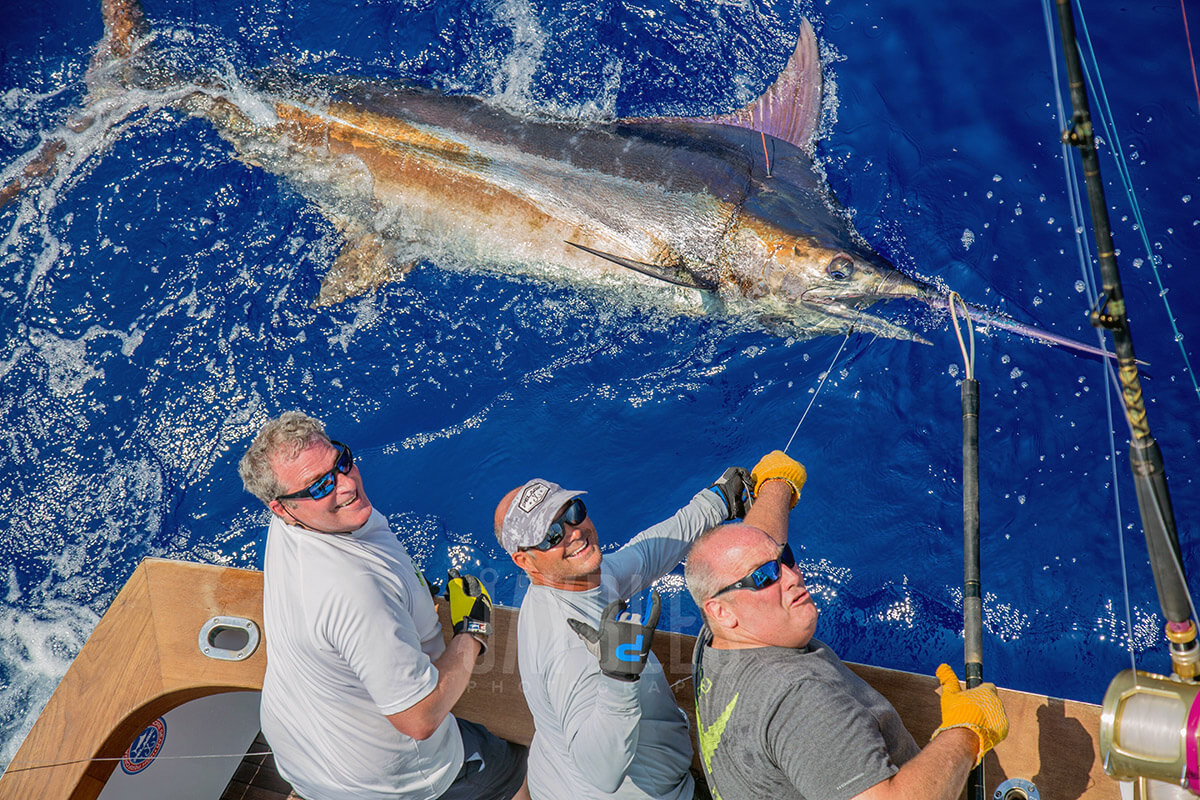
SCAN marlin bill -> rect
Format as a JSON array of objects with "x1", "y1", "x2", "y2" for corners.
[{"x1": 1, "y1": 0, "x2": 1112, "y2": 356}]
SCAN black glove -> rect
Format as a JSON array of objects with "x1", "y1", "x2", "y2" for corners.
[
  {"x1": 709, "y1": 466, "x2": 753, "y2": 520},
  {"x1": 444, "y1": 569, "x2": 492, "y2": 654},
  {"x1": 567, "y1": 591, "x2": 661, "y2": 682},
  {"x1": 421, "y1": 569, "x2": 441, "y2": 597}
]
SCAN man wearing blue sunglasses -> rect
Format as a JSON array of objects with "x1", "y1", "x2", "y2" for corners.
[
  {"x1": 240, "y1": 412, "x2": 529, "y2": 800},
  {"x1": 687, "y1": 520, "x2": 1009, "y2": 800},
  {"x1": 493, "y1": 450, "x2": 805, "y2": 800}
]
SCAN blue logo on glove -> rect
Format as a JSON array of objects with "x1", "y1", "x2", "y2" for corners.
[{"x1": 616, "y1": 635, "x2": 645, "y2": 662}]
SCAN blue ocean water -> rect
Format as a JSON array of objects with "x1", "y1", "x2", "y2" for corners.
[{"x1": 1, "y1": 0, "x2": 1197, "y2": 769}]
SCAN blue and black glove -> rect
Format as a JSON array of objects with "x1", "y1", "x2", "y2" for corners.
[
  {"x1": 709, "y1": 466, "x2": 753, "y2": 520},
  {"x1": 445, "y1": 569, "x2": 492, "y2": 655},
  {"x1": 568, "y1": 592, "x2": 661, "y2": 682}
]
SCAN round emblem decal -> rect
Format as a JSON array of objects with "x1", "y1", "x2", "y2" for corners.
[{"x1": 120, "y1": 717, "x2": 167, "y2": 774}]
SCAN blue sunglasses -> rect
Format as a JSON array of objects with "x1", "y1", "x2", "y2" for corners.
[
  {"x1": 712, "y1": 543, "x2": 796, "y2": 598},
  {"x1": 276, "y1": 441, "x2": 353, "y2": 501},
  {"x1": 523, "y1": 498, "x2": 587, "y2": 551}
]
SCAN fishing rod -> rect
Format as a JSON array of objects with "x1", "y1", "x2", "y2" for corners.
[
  {"x1": 1052, "y1": 1, "x2": 1199, "y2": 795},
  {"x1": 949, "y1": 295, "x2": 985, "y2": 800}
]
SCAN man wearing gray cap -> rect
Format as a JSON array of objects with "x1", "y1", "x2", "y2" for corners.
[{"x1": 493, "y1": 451, "x2": 806, "y2": 800}]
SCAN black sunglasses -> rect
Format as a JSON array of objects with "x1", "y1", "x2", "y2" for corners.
[
  {"x1": 711, "y1": 543, "x2": 796, "y2": 598},
  {"x1": 523, "y1": 498, "x2": 587, "y2": 551},
  {"x1": 276, "y1": 441, "x2": 353, "y2": 501}
]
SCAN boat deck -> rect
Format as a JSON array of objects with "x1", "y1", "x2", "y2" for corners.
[{"x1": 219, "y1": 732, "x2": 297, "y2": 800}]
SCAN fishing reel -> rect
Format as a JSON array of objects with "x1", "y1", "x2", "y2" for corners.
[{"x1": 1100, "y1": 667, "x2": 1200, "y2": 799}]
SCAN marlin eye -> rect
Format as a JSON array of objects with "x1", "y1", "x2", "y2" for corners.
[{"x1": 827, "y1": 255, "x2": 854, "y2": 281}]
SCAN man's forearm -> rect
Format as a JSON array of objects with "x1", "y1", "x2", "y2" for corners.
[
  {"x1": 744, "y1": 479, "x2": 793, "y2": 544},
  {"x1": 387, "y1": 633, "x2": 481, "y2": 740},
  {"x1": 853, "y1": 728, "x2": 977, "y2": 800}
]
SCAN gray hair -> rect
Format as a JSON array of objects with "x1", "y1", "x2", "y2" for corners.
[
  {"x1": 239, "y1": 411, "x2": 331, "y2": 504},
  {"x1": 684, "y1": 524, "x2": 730, "y2": 621}
]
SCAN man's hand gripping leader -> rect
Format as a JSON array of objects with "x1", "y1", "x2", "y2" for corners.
[{"x1": 686, "y1": 450, "x2": 1008, "y2": 800}]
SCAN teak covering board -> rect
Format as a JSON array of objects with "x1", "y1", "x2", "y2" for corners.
[{"x1": 0, "y1": 559, "x2": 1115, "y2": 799}]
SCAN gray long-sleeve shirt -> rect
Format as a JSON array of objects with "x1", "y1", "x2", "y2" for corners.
[{"x1": 518, "y1": 489, "x2": 726, "y2": 800}]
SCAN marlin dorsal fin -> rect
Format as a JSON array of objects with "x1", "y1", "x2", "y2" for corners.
[{"x1": 687, "y1": 19, "x2": 822, "y2": 152}]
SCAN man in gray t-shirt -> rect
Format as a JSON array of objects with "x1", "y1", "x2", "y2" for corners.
[
  {"x1": 686, "y1": 521, "x2": 1010, "y2": 800},
  {"x1": 493, "y1": 453, "x2": 801, "y2": 800}
]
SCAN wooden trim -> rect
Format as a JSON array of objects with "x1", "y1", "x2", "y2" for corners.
[
  {"x1": 445, "y1": 596, "x2": 1118, "y2": 798},
  {"x1": 0, "y1": 560, "x2": 266, "y2": 800},
  {"x1": 2, "y1": 559, "x2": 1117, "y2": 799}
]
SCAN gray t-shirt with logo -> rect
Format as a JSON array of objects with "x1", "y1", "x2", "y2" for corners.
[{"x1": 693, "y1": 633, "x2": 921, "y2": 800}]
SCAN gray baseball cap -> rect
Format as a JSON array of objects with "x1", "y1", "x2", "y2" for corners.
[{"x1": 501, "y1": 479, "x2": 586, "y2": 554}]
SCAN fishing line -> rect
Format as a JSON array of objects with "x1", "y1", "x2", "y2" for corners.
[
  {"x1": 780, "y1": 262, "x2": 902, "y2": 452},
  {"x1": 1075, "y1": 0, "x2": 1200, "y2": 638},
  {"x1": 2, "y1": 751, "x2": 274, "y2": 773},
  {"x1": 782, "y1": 332, "x2": 850, "y2": 454},
  {"x1": 1072, "y1": 3, "x2": 1200, "y2": 402},
  {"x1": 1041, "y1": 0, "x2": 1139, "y2": 676},
  {"x1": 1181, "y1": 0, "x2": 1200, "y2": 116},
  {"x1": 1102, "y1": 346, "x2": 1139, "y2": 673}
]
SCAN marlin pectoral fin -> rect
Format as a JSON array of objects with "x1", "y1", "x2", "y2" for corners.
[
  {"x1": 317, "y1": 223, "x2": 417, "y2": 306},
  {"x1": 566, "y1": 241, "x2": 718, "y2": 291}
]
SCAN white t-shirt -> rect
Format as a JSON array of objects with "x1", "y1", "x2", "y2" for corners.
[
  {"x1": 260, "y1": 510, "x2": 462, "y2": 800},
  {"x1": 518, "y1": 490, "x2": 727, "y2": 800}
]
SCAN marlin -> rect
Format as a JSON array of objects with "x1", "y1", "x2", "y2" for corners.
[{"x1": 1, "y1": 0, "x2": 1113, "y2": 356}]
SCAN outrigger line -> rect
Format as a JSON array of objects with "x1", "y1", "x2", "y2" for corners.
[
  {"x1": 1068, "y1": 5, "x2": 1198, "y2": 398},
  {"x1": 1048, "y1": 0, "x2": 1200, "y2": 792}
]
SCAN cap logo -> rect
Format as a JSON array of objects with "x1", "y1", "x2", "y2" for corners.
[{"x1": 517, "y1": 482, "x2": 550, "y2": 514}]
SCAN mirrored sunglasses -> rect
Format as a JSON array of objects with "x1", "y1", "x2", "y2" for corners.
[
  {"x1": 712, "y1": 543, "x2": 796, "y2": 598},
  {"x1": 524, "y1": 497, "x2": 587, "y2": 551},
  {"x1": 276, "y1": 441, "x2": 353, "y2": 501}
]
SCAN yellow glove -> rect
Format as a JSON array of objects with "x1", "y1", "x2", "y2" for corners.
[
  {"x1": 750, "y1": 450, "x2": 807, "y2": 509},
  {"x1": 932, "y1": 664, "x2": 1009, "y2": 765},
  {"x1": 445, "y1": 569, "x2": 492, "y2": 654}
]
